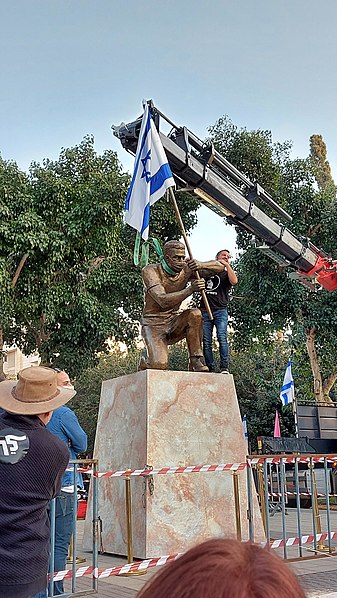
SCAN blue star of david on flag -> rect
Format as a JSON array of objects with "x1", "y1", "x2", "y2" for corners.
[
  {"x1": 141, "y1": 150, "x2": 151, "y2": 183},
  {"x1": 124, "y1": 103, "x2": 175, "y2": 241},
  {"x1": 280, "y1": 359, "x2": 294, "y2": 406}
]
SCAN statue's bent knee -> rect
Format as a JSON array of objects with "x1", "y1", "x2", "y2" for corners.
[{"x1": 188, "y1": 308, "x2": 202, "y2": 321}]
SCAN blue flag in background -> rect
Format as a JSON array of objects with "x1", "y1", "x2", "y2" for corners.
[
  {"x1": 124, "y1": 103, "x2": 175, "y2": 241},
  {"x1": 280, "y1": 359, "x2": 294, "y2": 406}
]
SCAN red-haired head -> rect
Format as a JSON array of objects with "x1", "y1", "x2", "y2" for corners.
[{"x1": 137, "y1": 539, "x2": 306, "y2": 598}]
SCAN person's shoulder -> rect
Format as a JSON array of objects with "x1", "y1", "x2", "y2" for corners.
[
  {"x1": 40, "y1": 426, "x2": 69, "y2": 457},
  {"x1": 53, "y1": 405, "x2": 73, "y2": 418},
  {"x1": 142, "y1": 263, "x2": 161, "y2": 283},
  {"x1": 142, "y1": 263, "x2": 160, "y2": 274}
]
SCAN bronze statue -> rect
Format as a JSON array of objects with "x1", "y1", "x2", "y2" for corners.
[{"x1": 139, "y1": 240, "x2": 226, "y2": 372}]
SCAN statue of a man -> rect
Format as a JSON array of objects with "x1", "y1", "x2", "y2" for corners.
[{"x1": 139, "y1": 240, "x2": 226, "y2": 372}]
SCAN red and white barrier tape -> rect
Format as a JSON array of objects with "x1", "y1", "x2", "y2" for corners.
[
  {"x1": 51, "y1": 553, "x2": 181, "y2": 581},
  {"x1": 268, "y1": 491, "x2": 337, "y2": 498},
  {"x1": 71, "y1": 455, "x2": 337, "y2": 478},
  {"x1": 51, "y1": 530, "x2": 337, "y2": 581},
  {"x1": 251, "y1": 456, "x2": 337, "y2": 466},
  {"x1": 94, "y1": 463, "x2": 246, "y2": 478},
  {"x1": 269, "y1": 530, "x2": 337, "y2": 549}
]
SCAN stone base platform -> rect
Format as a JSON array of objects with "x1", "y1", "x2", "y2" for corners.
[{"x1": 84, "y1": 370, "x2": 264, "y2": 558}]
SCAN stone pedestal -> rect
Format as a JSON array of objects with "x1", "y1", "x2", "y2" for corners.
[{"x1": 84, "y1": 370, "x2": 264, "y2": 558}]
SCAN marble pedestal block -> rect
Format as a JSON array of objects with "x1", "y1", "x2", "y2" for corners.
[{"x1": 84, "y1": 370, "x2": 264, "y2": 558}]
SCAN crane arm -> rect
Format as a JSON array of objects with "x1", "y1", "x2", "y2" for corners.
[{"x1": 112, "y1": 101, "x2": 337, "y2": 292}]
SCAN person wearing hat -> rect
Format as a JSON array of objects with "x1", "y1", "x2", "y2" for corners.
[
  {"x1": 0, "y1": 366, "x2": 76, "y2": 598},
  {"x1": 47, "y1": 369, "x2": 87, "y2": 596}
]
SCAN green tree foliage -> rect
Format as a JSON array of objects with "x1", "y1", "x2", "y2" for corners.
[
  {"x1": 1, "y1": 137, "x2": 199, "y2": 376},
  {"x1": 230, "y1": 343, "x2": 296, "y2": 450},
  {"x1": 310, "y1": 134, "x2": 334, "y2": 191},
  {"x1": 208, "y1": 117, "x2": 337, "y2": 403},
  {"x1": 0, "y1": 157, "x2": 45, "y2": 372}
]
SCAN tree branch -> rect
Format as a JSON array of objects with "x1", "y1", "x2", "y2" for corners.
[{"x1": 11, "y1": 254, "x2": 28, "y2": 288}]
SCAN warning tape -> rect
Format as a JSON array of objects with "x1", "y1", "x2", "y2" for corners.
[
  {"x1": 268, "y1": 491, "x2": 337, "y2": 498},
  {"x1": 94, "y1": 463, "x2": 246, "y2": 478},
  {"x1": 51, "y1": 553, "x2": 181, "y2": 581},
  {"x1": 251, "y1": 456, "x2": 337, "y2": 466},
  {"x1": 71, "y1": 455, "x2": 337, "y2": 478},
  {"x1": 269, "y1": 530, "x2": 337, "y2": 549},
  {"x1": 51, "y1": 531, "x2": 337, "y2": 581}
]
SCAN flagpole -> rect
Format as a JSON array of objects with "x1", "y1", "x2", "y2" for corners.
[
  {"x1": 293, "y1": 391, "x2": 299, "y2": 438},
  {"x1": 168, "y1": 187, "x2": 213, "y2": 321}
]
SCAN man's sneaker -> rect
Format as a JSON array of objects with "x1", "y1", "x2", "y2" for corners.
[{"x1": 220, "y1": 368, "x2": 229, "y2": 374}]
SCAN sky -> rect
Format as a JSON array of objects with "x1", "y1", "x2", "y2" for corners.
[{"x1": 1, "y1": 0, "x2": 337, "y2": 259}]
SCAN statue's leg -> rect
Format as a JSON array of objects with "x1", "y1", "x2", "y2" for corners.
[
  {"x1": 168, "y1": 310, "x2": 208, "y2": 372},
  {"x1": 140, "y1": 325, "x2": 169, "y2": 370}
]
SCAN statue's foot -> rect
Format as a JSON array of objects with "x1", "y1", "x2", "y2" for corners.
[
  {"x1": 138, "y1": 356, "x2": 149, "y2": 371},
  {"x1": 189, "y1": 356, "x2": 209, "y2": 372}
]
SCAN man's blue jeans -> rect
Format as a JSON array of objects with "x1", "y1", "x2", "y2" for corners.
[
  {"x1": 50, "y1": 491, "x2": 75, "y2": 595},
  {"x1": 29, "y1": 591, "x2": 47, "y2": 598},
  {"x1": 202, "y1": 308, "x2": 229, "y2": 371}
]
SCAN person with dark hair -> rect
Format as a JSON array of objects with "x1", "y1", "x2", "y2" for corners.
[
  {"x1": 0, "y1": 366, "x2": 75, "y2": 598},
  {"x1": 140, "y1": 240, "x2": 228, "y2": 372},
  {"x1": 47, "y1": 369, "x2": 87, "y2": 596},
  {"x1": 201, "y1": 249, "x2": 237, "y2": 373},
  {"x1": 137, "y1": 538, "x2": 306, "y2": 598}
]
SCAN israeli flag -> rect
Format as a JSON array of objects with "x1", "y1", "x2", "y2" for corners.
[
  {"x1": 280, "y1": 359, "x2": 294, "y2": 406},
  {"x1": 124, "y1": 103, "x2": 175, "y2": 241}
]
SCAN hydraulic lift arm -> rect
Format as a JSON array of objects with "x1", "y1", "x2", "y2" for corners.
[{"x1": 112, "y1": 101, "x2": 337, "y2": 292}]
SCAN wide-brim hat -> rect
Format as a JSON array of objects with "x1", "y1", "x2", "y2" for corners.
[{"x1": 0, "y1": 366, "x2": 76, "y2": 415}]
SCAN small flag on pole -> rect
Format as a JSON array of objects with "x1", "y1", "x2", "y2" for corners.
[
  {"x1": 280, "y1": 359, "x2": 294, "y2": 406},
  {"x1": 274, "y1": 410, "x2": 281, "y2": 438},
  {"x1": 242, "y1": 414, "x2": 248, "y2": 444},
  {"x1": 124, "y1": 103, "x2": 175, "y2": 241}
]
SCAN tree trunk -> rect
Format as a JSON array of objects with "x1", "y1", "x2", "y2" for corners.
[
  {"x1": 305, "y1": 325, "x2": 333, "y2": 404},
  {"x1": 322, "y1": 370, "x2": 337, "y2": 401}
]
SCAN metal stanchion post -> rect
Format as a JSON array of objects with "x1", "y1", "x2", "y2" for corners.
[
  {"x1": 310, "y1": 462, "x2": 330, "y2": 552},
  {"x1": 257, "y1": 463, "x2": 267, "y2": 535},
  {"x1": 121, "y1": 470, "x2": 147, "y2": 577},
  {"x1": 232, "y1": 471, "x2": 242, "y2": 541},
  {"x1": 324, "y1": 457, "x2": 334, "y2": 553},
  {"x1": 67, "y1": 534, "x2": 86, "y2": 565},
  {"x1": 246, "y1": 459, "x2": 255, "y2": 542}
]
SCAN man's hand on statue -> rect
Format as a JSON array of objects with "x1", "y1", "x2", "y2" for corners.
[
  {"x1": 191, "y1": 278, "x2": 205, "y2": 292},
  {"x1": 186, "y1": 258, "x2": 201, "y2": 271}
]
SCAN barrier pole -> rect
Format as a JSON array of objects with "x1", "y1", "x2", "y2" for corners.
[
  {"x1": 121, "y1": 470, "x2": 147, "y2": 577},
  {"x1": 92, "y1": 459, "x2": 99, "y2": 592},
  {"x1": 311, "y1": 462, "x2": 330, "y2": 552},
  {"x1": 232, "y1": 471, "x2": 242, "y2": 541},
  {"x1": 280, "y1": 458, "x2": 288, "y2": 559},
  {"x1": 49, "y1": 498, "x2": 56, "y2": 597},
  {"x1": 263, "y1": 459, "x2": 271, "y2": 545},
  {"x1": 246, "y1": 459, "x2": 255, "y2": 541},
  {"x1": 257, "y1": 463, "x2": 267, "y2": 535},
  {"x1": 324, "y1": 457, "x2": 334, "y2": 553},
  {"x1": 294, "y1": 457, "x2": 303, "y2": 558}
]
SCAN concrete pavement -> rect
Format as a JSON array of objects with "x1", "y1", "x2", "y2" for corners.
[{"x1": 65, "y1": 512, "x2": 337, "y2": 597}]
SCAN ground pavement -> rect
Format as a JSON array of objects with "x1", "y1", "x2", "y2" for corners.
[{"x1": 65, "y1": 511, "x2": 337, "y2": 597}]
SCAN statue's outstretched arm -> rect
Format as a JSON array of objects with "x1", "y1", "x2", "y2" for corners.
[
  {"x1": 142, "y1": 267, "x2": 205, "y2": 310},
  {"x1": 187, "y1": 259, "x2": 226, "y2": 279}
]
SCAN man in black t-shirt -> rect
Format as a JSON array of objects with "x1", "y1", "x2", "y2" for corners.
[
  {"x1": 201, "y1": 249, "x2": 238, "y2": 373},
  {"x1": 0, "y1": 366, "x2": 75, "y2": 598}
]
